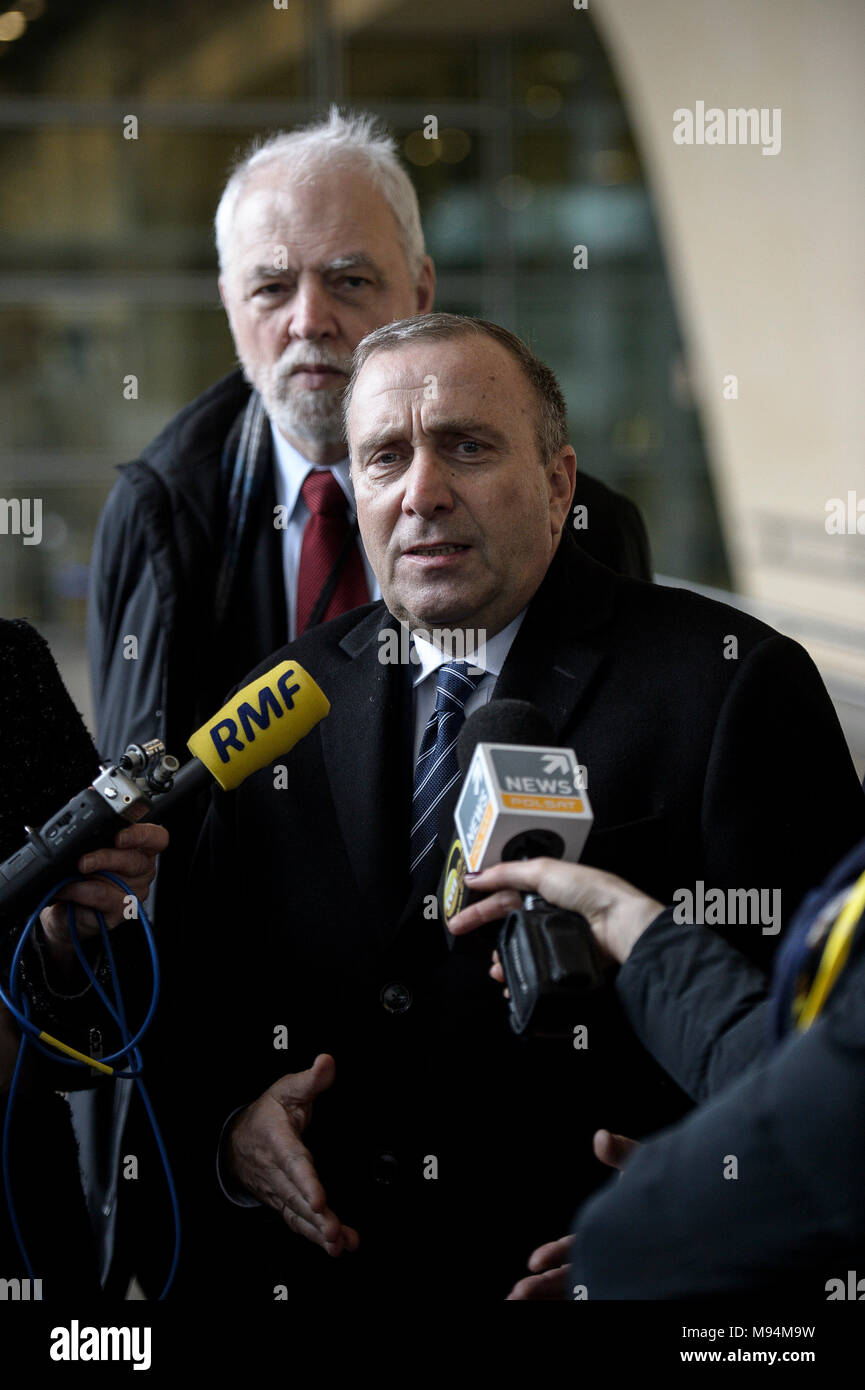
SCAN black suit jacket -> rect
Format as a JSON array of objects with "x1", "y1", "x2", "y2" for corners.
[{"x1": 186, "y1": 537, "x2": 865, "y2": 1303}]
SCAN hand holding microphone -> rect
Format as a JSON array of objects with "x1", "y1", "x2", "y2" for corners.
[
  {"x1": 0, "y1": 649, "x2": 330, "y2": 1080},
  {"x1": 38, "y1": 821, "x2": 168, "y2": 968},
  {"x1": 449, "y1": 857, "x2": 665, "y2": 970},
  {"x1": 440, "y1": 702, "x2": 664, "y2": 1029},
  {"x1": 0, "y1": 659, "x2": 330, "y2": 922},
  {"x1": 440, "y1": 700, "x2": 608, "y2": 1036}
]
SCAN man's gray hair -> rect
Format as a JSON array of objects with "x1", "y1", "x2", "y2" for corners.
[
  {"x1": 344, "y1": 313, "x2": 569, "y2": 464},
  {"x1": 214, "y1": 107, "x2": 426, "y2": 279}
]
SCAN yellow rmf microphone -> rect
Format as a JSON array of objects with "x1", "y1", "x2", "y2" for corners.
[
  {"x1": 187, "y1": 660, "x2": 330, "y2": 791},
  {"x1": 35, "y1": 662, "x2": 328, "y2": 1076}
]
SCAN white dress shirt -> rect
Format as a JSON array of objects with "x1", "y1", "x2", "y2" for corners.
[
  {"x1": 410, "y1": 610, "x2": 527, "y2": 765},
  {"x1": 270, "y1": 423, "x2": 380, "y2": 639}
]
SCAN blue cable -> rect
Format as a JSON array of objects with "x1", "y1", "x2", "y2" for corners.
[
  {"x1": 90, "y1": 903, "x2": 181, "y2": 1296},
  {"x1": 4, "y1": 872, "x2": 161, "y2": 1063},
  {"x1": 1, "y1": 995, "x2": 37, "y2": 1284},
  {"x1": 0, "y1": 872, "x2": 180, "y2": 1299}
]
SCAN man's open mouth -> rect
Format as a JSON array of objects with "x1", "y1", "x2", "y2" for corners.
[{"x1": 404, "y1": 544, "x2": 470, "y2": 557}]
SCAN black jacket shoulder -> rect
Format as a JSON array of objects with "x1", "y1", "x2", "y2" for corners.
[
  {"x1": 132, "y1": 368, "x2": 251, "y2": 484},
  {"x1": 569, "y1": 472, "x2": 653, "y2": 580}
]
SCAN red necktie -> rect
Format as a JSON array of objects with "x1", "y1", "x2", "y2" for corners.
[{"x1": 295, "y1": 470, "x2": 370, "y2": 634}]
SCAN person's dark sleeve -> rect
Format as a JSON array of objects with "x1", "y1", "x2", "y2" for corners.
[
  {"x1": 607, "y1": 635, "x2": 865, "y2": 1103},
  {"x1": 615, "y1": 908, "x2": 771, "y2": 1103},
  {"x1": 87, "y1": 472, "x2": 166, "y2": 759},
  {"x1": 570, "y1": 961, "x2": 865, "y2": 1299}
]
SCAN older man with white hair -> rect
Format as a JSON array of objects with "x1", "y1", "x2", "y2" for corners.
[{"x1": 90, "y1": 108, "x2": 438, "y2": 768}]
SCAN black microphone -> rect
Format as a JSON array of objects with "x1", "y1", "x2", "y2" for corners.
[{"x1": 437, "y1": 698, "x2": 604, "y2": 1036}]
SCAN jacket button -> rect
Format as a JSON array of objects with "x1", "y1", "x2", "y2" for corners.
[
  {"x1": 373, "y1": 1152, "x2": 399, "y2": 1185},
  {"x1": 380, "y1": 981, "x2": 412, "y2": 1014}
]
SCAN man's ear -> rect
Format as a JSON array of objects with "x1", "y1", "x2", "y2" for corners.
[
  {"x1": 414, "y1": 256, "x2": 436, "y2": 314},
  {"x1": 547, "y1": 446, "x2": 577, "y2": 541}
]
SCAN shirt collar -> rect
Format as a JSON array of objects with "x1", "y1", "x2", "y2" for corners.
[
  {"x1": 410, "y1": 608, "x2": 527, "y2": 689},
  {"x1": 269, "y1": 421, "x2": 353, "y2": 516}
]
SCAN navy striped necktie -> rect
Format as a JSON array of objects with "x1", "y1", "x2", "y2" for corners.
[{"x1": 410, "y1": 661, "x2": 486, "y2": 881}]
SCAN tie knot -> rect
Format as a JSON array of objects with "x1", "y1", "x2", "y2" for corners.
[
  {"x1": 433, "y1": 661, "x2": 485, "y2": 715},
  {"x1": 301, "y1": 469, "x2": 348, "y2": 517}
]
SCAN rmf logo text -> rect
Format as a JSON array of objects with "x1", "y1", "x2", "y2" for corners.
[{"x1": 209, "y1": 668, "x2": 302, "y2": 764}]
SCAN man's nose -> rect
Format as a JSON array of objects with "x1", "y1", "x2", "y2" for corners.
[
  {"x1": 287, "y1": 275, "x2": 337, "y2": 340},
  {"x1": 401, "y1": 448, "x2": 456, "y2": 518}
]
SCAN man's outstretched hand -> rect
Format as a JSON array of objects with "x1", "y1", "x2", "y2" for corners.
[{"x1": 226, "y1": 1053, "x2": 359, "y2": 1257}]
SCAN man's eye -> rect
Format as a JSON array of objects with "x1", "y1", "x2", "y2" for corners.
[
  {"x1": 338, "y1": 276, "x2": 371, "y2": 290},
  {"x1": 254, "y1": 283, "x2": 287, "y2": 296},
  {"x1": 368, "y1": 449, "x2": 407, "y2": 472},
  {"x1": 456, "y1": 440, "x2": 483, "y2": 454}
]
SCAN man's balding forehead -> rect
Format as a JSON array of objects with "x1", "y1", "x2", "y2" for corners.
[
  {"x1": 346, "y1": 335, "x2": 537, "y2": 446},
  {"x1": 351, "y1": 335, "x2": 530, "y2": 402}
]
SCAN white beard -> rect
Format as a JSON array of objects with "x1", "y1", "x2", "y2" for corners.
[{"x1": 247, "y1": 345, "x2": 352, "y2": 448}]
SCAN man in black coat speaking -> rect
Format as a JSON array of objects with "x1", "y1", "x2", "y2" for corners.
[{"x1": 189, "y1": 313, "x2": 865, "y2": 1304}]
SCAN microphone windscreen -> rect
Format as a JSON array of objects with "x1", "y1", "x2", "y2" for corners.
[
  {"x1": 456, "y1": 699, "x2": 555, "y2": 775},
  {"x1": 0, "y1": 620, "x2": 101, "y2": 862},
  {"x1": 187, "y1": 659, "x2": 330, "y2": 791}
]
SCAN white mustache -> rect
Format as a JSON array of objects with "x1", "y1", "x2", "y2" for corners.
[{"x1": 272, "y1": 345, "x2": 353, "y2": 384}]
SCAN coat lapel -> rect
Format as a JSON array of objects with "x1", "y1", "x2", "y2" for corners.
[
  {"x1": 319, "y1": 606, "x2": 413, "y2": 945},
  {"x1": 492, "y1": 535, "x2": 617, "y2": 739}
]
